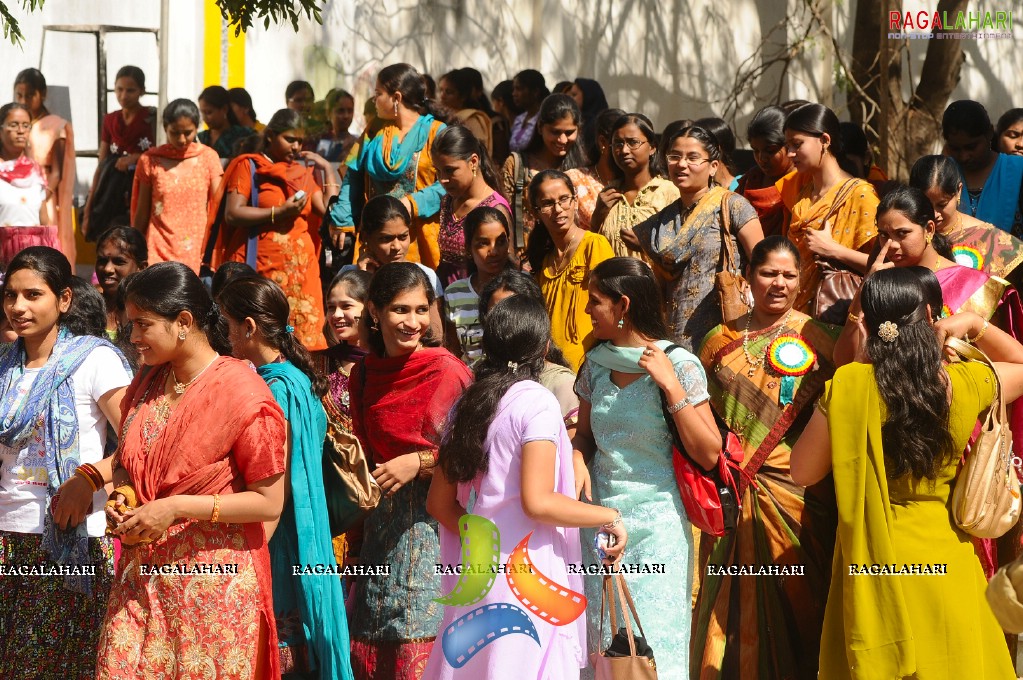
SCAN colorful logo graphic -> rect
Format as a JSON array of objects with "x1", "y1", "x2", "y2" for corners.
[
  {"x1": 435, "y1": 515, "x2": 586, "y2": 670},
  {"x1": 953, "y1": 244, "x2": 984, "y2": 270}
]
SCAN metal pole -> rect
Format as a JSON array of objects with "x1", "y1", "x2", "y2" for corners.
[
  {"x1": 97, "y1": 29, "x2": 106, "y2": 141},
  {"x1": 157, "y1": 0, "x2": 170, "y2": 144}
]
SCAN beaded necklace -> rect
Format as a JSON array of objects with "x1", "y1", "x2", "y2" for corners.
[{"x1": 741, "y1": 309, "x2": 793, "y2": 377}]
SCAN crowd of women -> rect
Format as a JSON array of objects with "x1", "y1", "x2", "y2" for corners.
[{"x1": 3, "y1": 58, "x2": 1023, "y2": 680}]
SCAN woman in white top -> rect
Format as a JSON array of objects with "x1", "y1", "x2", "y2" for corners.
[
  {"x1": 0, "y1": 103, "x2": 58, "y2": 269},
  {"x1": 0, "y1": 246, "x2": 131, "y2": 679}
]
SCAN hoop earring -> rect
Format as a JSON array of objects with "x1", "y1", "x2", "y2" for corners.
[{"x1": 369, "y1": 317, "x2": 380, "y2": 331}]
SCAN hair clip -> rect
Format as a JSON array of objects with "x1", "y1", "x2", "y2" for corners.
[
  {"x1": 877, "y1": 320, "x2": 899, "y2": 342},
  {"x1": 285, "y1": 325, "x2": 295, "y2": 334},
  {"x1": 507, "y1": 360, "x2": 519, "y2": 371}
]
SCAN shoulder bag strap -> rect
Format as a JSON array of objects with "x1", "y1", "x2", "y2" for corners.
[
  {"x1": 818, "y1": 178, "x2": 859, "y2": 236},
  {"x1": 718, "y1": 190, "x2": 738, "y2": 275},
  {"x1": 246, "y1": 160, "x2": 260, "y2": 269},
  {"x1": 945, "y1": 336, "x2": 1007, "y2": 422},
  {"x1": 513, "y1": 152, "x2": 527, "y2": 251},
  {"x1": 612, "y1": 572, "x2": 642, "y2": 655}
]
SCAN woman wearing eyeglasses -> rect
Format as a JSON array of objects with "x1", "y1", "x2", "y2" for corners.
[
  {"x1": 0, "y1": 103, "x2": 58, "y2": 267},
  {"x1": 590, "y1": 113, "x2": 678, "y2": 258},
  {"x1": 623, "y1": 125, "x2": 764, "y2": 353},
  {"x1": 206, "y1": 109, "x2": 339, "y2": 351},
  {"x1": 525, "y1": 169, "x2": 613, "y2": 371}
]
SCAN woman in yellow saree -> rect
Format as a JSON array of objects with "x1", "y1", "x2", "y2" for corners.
[{"x1": 791, "y1": 267, "x2": 1023, "y2": 680}]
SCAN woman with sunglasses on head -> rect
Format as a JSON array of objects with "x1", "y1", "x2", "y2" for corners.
[
  {"x1": 590, "y1": 112, "x2": 678, "y2": 258},
  {"x1": 206, "y1": 108, "x2": 339, "y2": 351},
  {"x1": 623, "y1": 125, "x2": 764, "y2": 353},
  {"x1": 525, "y1": 170, "x2": 613, "y2": 371}
]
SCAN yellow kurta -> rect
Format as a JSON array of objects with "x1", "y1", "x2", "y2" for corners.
[
  {"x1": 536, "y1": 231, "x2": 614, "y2": 371},
  {"x1": 818, "y1": 362, "x2": 1014, "y2": 680},
  {"x1": 599, "y1": 175, "x2": 679, "y2": 258}
]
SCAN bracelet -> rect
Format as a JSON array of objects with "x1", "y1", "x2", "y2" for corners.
[
  {"x1": 667, "y1": 396, "x2": 692, "y2": 414},
  {"x1": 74, "y1": 466, "x2": 100, "y2": 493},
  {"x1": 602, "y1": 509, "x2": 623, "y2": 530},
  {"x1": 968, "y1": 320, "x2": 989, "y2": 343},
  {"x1": 324, "y1": 182, "x2": 340, "y2": 188},
  {"x1": 270, "y1": 206, "x2": 275, "y2": 225},
  {"x1": 80, "y1": 462, "x2": 105, "y2": 488},
  {"x1": 418, "y1": 450, "x2": 437, "y2": 473},
  {"x1": 210, "y1": 494, "x2": 221, "y2": 523},
  {"x1": 847, "y1": 311, "x2": 863, "y2": 323}
]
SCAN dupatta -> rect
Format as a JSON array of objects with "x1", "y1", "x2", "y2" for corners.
[
  {"x1": 129, "y1": 142, "x2": 212, "y2": 224},
  {"x1": 0, "y1": 331, "x2": 130, "y2": 594},
  {"x1": 356, "y1": 114, "x2": 438, "y2": 183},
  {"x1": 350, "y1": 347, "x2": 471, "y2": 465},
  {"x1": 259, "y1": 361, "x2": 352, "y2": 680},
  {"x1": 823, "y1": 363, "x2": 916, "y2": 678}
]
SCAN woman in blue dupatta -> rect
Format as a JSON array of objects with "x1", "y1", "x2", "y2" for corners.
[
  {"x1": 218, "y1": 275, "x2": 353, "y2": 680},
  {"x1": 328, "y1": 63, "x2": 448, "y2": 269},
  {"x1": 0, "y1": 246, "x2": 132, "y2": 679}
]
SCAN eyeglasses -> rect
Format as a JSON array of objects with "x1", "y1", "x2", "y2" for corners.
[
  {"x1": 3, "y1": 122, "x2": 31, "y2": 132},
  {"x1": 611, "y1": 138, "x2": 647, "y2": 151},
  {"x1": 665, "y1": 155, "x2": 711, "y2": 168},
  {"x1": 537, "y1": 195, "x2": 575, "y2": 213}
]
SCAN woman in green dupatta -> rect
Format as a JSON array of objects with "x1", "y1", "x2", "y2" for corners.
[
  {"x1": 694, "y1": 236, "x2": 838, "y2": 680},
  {"x1": 219, "y1": 276, "x2": 353, "y2": 680},
  {"x1": 791, "y1": 267, "x2": 1023, "y2": 680}
]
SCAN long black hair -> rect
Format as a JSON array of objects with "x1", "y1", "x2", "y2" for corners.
[
  {"x1": 588, "y1": 107, "x2": 626, "y2": 172},
  {"x1": 162, "y1": 98, "x2": 200, "y2": 128},
  {"x1": 198, "y1": 85, "x2": 240, "y2": 127},
  {"x1": 523, "y1": 94, "x2": 589, "y2": 169},
  {"x1": 524, "y1": 169, "x2": 576, "y2": 273},
  {"x1": 64, "y1": 277, "x2": 108, "y2": 339},
  {"x1": 609, "y1": 112, "x2": 664, "y2": 179},
  {"x1": 908, "y1": 154, "x2": 960, "y2": 197},
  {"x1": 365, "y1": 262, "x2": 440, "y2": 356},
  {"x1": 860, "y1": 267, "x2": 953, "y2": 479},
  {"x1": 590, "y1": 258, "x2": 669, "y2": 340},
  {"x1": 431, "y1": 125, "x2": 503, "y2": 196},
  {"x1": 747, "y1": 105, "x2": 787, "y2": 147},
  {"x1": 2, "y1": 246, "x2": 72, "y2": 324},
  {"x1": 905, "y1": 266, "x2": 945, "y2": 322},
  {"x1": 14, "y1": 68, "x2": 48, "y2": 115},
  {"x1": 439, "y1": 295, "x2": 550, "y2": 482},
  {"x1": 217, "y1": 276, "x2": 327, "y2": 397},
  {"x1": 123, "y1": 261, "x2": 232, "y2": 355},
  {"x1": 694, "y1": 117, "x2": 737, "y2": 175},
  {"x1": 941, "y1": 99, "x2": 992, "y2": 140},
  {"x1": 783, "y1": 103, "x2": 857, "y2": 176},
  {"x1": 242, "y1": 108, "x2": 303, "y2": 157},
  {"x1": 360, "y1": 195, "x2": 410, "y2": 238},
  {"x1": 377, "y1": 63, "x2": 448, "y2": 123},
  {"x1": 476, "y1": 268, "x2": 571, "y2": 368},
  {"x1": 877, "y1": 184, "x2": 953, "y2": 260}
]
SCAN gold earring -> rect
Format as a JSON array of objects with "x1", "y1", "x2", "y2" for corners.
[
  {"x1": 393, "y1": 101, "x2": 399, "y2": 117},
  {"x1": 471, "y1": 165, "x2": 477, "y2": 178},
  {"x1": 178, "y1": 329, "x2": 187, "y2": 341},
  {"x1": 926, "y1": 235, "x2": 932, "y2": 244}
]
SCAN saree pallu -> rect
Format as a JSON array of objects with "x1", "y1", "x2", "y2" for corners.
[
  {"x1": 944, "y1": 219, "x2": 1023, "y2": 281},
  {"x1": 210, "y1": 153, "x2": 327, "y2": 350},
  {"x1": 0, "y1": 531, "x2": 115, "y2": 680},
  {"x1": 782, "y1": 176, "x2": 878, "y2": 312},
  {"x1": 98, "y1": 358, "x2": 287, "y2": 679},
  {"x1": 736, "y1": 167, "x2": 794, "y2": 238},
  {"x1": 694, "y1": 317, "x2": 839, "y2": 680},
  {"x1": 598, "y1": 175, "x2": 679, "y2": 258},
  {"x1": 27, "y1": 114, "x2": 76, "y2": 263}
]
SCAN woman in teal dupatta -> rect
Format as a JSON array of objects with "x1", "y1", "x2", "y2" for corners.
[
  {"x1": 218, "y1": 276, "x2": 353, "y2": 680},
  {"x1": 328, "y1": 63, "x2": 447, "y2": 269}
]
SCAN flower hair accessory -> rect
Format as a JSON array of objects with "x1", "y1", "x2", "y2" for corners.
[
  {"x1": 877, "y1": 320, "x2": 899, "y2": 342},
  {"x1": 285, "y1": 325, "x2": 295, "y2": 334},
  {"x1": 507, "y1": 360, "x2": 519, "y2": 371}
]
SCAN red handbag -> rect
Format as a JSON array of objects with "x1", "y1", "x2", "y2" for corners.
[{"x1": 660, "y1": 344, "x2": 743, "y2": 537}]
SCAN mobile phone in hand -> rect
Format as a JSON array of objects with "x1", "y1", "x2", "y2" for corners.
[{"x1": 293, "y1": 190, "x2": 307, "y2": 201}]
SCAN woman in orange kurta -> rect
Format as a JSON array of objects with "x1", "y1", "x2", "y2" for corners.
[
  {"x1": 14, "y1": 68, "x2": 77, "y2": 263},
  {"x1": 132, "y1": 99, "x2": 223, "y2": 272},
  {"x1": 209, "y1": 109, "x2": 339, "y2": 351},
  {"x1": 96, "y1": 262, "x2": 288, "y2": 680},
  {"x1": 782, "y1": 104, "x2": 879, "y2": 321}
]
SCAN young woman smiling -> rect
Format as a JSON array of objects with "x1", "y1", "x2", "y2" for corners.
[
  {"x1": 590, "y1": 112, "x2": 678, "y2": 257},
  {"x1": 347, "y1": 262, "x2": 472, "y2": 678},
  {"x1": 131, "y1": 98, "x2": 223, "y2": 271},
  {"x1": 94, "y1": 226, "x2": 147, "y2": 337}
]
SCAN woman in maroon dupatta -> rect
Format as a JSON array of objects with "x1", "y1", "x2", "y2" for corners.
[
  {"x1": 96, "y1": 262, "x2": 287, "y2": 680},
  {"x1": 348, "y1": 262, "x2": 472, "y2": 679}
]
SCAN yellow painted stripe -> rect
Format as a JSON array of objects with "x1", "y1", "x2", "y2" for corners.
[
  {"x1": 203, "y1": 1, "x2": 222, "y2": 86},
  {"x1": 227, "y1": 27, "x2": 245, "y2": 88}
]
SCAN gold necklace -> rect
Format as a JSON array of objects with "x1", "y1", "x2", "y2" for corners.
[
  {"x1": 550, "y1": 231, "x2": 581, "y2": 276},
  {"x1": 741, "y1": 309, "x2": 793, "y2": 377},
  {"x1": 170, "y1": 354, "x2": 219, "y2": 394}
]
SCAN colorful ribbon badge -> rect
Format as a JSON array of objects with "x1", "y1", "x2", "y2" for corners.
[
  {"x1": 952, "y1": 244, "x2": 984, "y2": 270},
  {"x1": 766, "y1": 336, "x2": 816, "y2": 406}
]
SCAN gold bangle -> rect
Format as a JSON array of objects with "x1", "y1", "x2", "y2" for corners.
[
  {"x1": 847, "y1": 311, "x2": 863, "y2": 324},
  {"x1": 74, "y1": 467, "x2": 99, "y2": 493},
  {"x1": 968, "y1": 320, "x2": 990, "y2": 344},
  {"x1": 418, "y1": 450, "x2": 437, "y2": 473},
  {"x1": 211, "y1": 494, "x2": 221, "y2": 523},
  {"x1": 270, "y1": 206, "x2": 275, "y2": 224},
  {"x1": 324, "y1": 182, "x2": 340, "y2": 188}
]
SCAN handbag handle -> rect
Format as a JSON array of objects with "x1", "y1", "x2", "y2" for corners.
[
  {"x1": 717, "y1": 190, "x2": 737, "y2": 275},
  {"x1": 599, "y1": 573, "x2": 644, "y2": 658},
  {"x1": 945, "y1": 336, "x2": 1007, "y2": 422}
]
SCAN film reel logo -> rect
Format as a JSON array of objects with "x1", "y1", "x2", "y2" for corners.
[{"x1": 436, "y1": 515, "x2": 587, "y2": 669}]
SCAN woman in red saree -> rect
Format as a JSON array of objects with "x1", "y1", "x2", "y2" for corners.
[
  {"x1": 348, "y1": 262, "x2": 472, "y2": 679},
  {"x1": 737, "y1": 105, "x2": 797, "y2": 238},
  {"x1": 207, "y1": 108, "x2": 339, "y2": 351},
  {"x1": 95, "y1": 262, "x2": 287, "y2": 680}
]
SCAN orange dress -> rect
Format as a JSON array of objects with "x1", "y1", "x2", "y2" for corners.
[
  {"x1": 216, "y1": 154, "x2": 327, "y2": 350},
  {"x1": 27, "y1": 114, "x2": 76, "y2": 263},
  {"x1": 132, "y1": 143, "x2": 223, "y2": 272}
]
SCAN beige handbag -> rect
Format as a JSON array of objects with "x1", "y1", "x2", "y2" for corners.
[
  {"x1": 590, "y1": 574, "x2": 658, "y2": 680},
  {"x1": 946, "y1": 337, "x2": 1021, "y2": 539},
  {"x1": 715, "y1": 192, "x2": 752, "y2": 324}
]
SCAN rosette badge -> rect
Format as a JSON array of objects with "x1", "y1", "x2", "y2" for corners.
[{"x1": 766, "y1": 336, "x2": 816, "y2": 406}]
